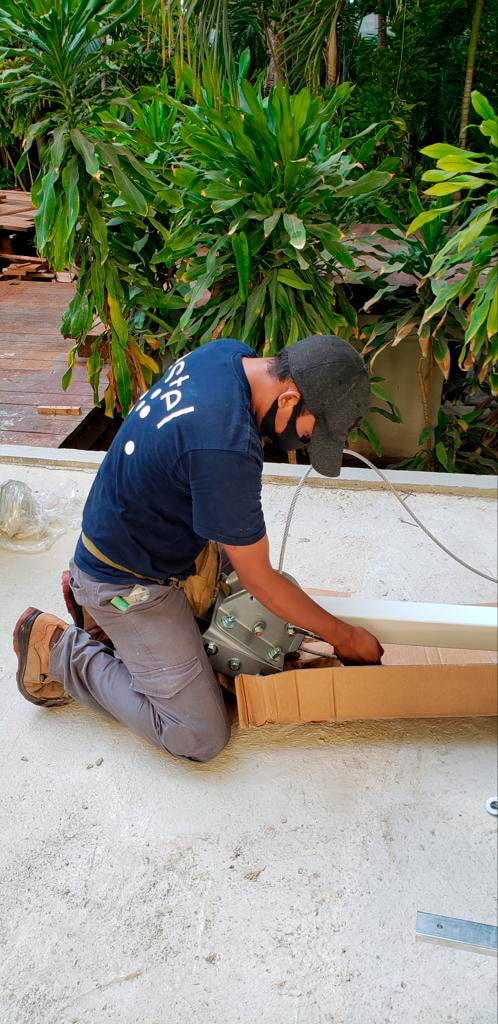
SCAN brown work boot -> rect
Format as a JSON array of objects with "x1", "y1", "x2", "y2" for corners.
[
  {"x1": 13, "y1": 608, "x2": 71, "y2": 707},
  {"x1": 61, "y1": 570, "x2": 113, "y2": 649}
]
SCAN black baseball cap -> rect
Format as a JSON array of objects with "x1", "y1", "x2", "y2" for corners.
[{"x1": 287, "y1": 335, "x2": 370, "y2": 477}]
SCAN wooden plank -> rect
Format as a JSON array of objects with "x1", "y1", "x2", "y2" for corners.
[
  {"x1": 0, "y1": 389, "x2": 94, "y2": 404},
  {"x1": 0, "y1": 198, "x2": 32, "y2": 209},
  {"x1": 0, "y1": 206, "x2": 34, "y2": 216},
  {"x1": 0, "y1": 369, "x2": 88, "y2": 383},
  {"x1": 0, "y1": 208, "x2": 34, "y2": 220},
  {"x1": 0, "y1": 289, "x2": 74, "y2": 310},
  {"x1": 0, "y1": 278, "x2": 108, "y2": 450},
  {"x1": 0, "y1": 197, "x2": 33, "y2": 207},
  {"x1": 0, "y1": 359, "x2": 65, "y2": 370},
  {"x1": 37, "y1": 405, "x2": 82, "y2": 416},
  {"x1": 0, "y1": 347, "x2": 66, "y2": 358},
  {"x1": 0, "y1": 430, "x2": 69, "y2": 447},
  {"x1": 0, "y1": 254, "x2": 43, "y2": 264},
  {"x1": 0, "y1": 367, "x2": 78, "y2": 379},
  {"x1": 0, "y1": 201, "x2": 34, "y2": 213},
  {"x1": 0, "y1": 324, "x2": 71, "y2": 336},
  {"x1": 0, "y1": 190, "x2": 33, "y2": 205},
  {"x1": 0, "y1": 341, "x2": 66, "y2": 353},
  {"x1": 0, "y1": 235, "x2": 13, "y2": 255},
  {"x1": 0, "y1": 380, "x2": 80, "y2": 394},
  {"x1": 0, "y1": 218, "x2": 34, "y2": 230},
  {"x1": 6, "y1": 372, "x2": 92, "y2": 385},
  {"x1": 0, "y1": 345, "x2": 70, "y2": 358},
  {"x1": 0, "y1": 354, "x2": 67, "y2": 365},
  {"x1": 0, "y1": 410, "x2": 84, "y2": 434},
  {"x1": 19, "y1": 273, "x2": 55, "y2": 281},
  {"x1": 2, "y1": 264, "x2": 48, "y2": 276},
  {"x1": 0, "y1": 335, "x2": 68, "y2": 346}
]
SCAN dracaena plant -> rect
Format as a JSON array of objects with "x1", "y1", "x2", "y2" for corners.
[
  {"x1": 409, "y1": 91, "x2": 498, "y2": 395},
  {"x1": 155, "y1": 67, "x2": 391, "y2": 355},
  {"x1": 0, "y1": 0, "x2": 176, "y2": 416},
  {"x1": 63, "y1": 87, "x2": 186, "y2": 414}
]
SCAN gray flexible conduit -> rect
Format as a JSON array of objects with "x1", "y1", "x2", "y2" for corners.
[{"x1": 278, "y1": 451, "x2": 498, "y2": 585}]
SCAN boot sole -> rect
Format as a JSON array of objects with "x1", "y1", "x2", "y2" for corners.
[{"x1": 13, "y1": 607, "x2": 69, "y2": 708}]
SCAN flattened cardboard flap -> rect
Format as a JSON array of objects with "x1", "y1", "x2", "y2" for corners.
[{"x1": 235, "y1": 645, "x2": 498, "y2": 729}]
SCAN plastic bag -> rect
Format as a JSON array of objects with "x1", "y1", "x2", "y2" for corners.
[{"x1": 0, "y1": 479, "x2": 80, "y2": 552}]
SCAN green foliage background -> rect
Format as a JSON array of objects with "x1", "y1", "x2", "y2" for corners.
[{"x1": 0, "y1": 0, "x2": 496, "y2": 472}]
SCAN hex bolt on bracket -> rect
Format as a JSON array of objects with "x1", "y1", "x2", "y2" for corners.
[
  {"x1": 228, "y1": 658, "x2": 241, "y2": 672},
  {"x1": 202, "y1": 571, "x2": 305, "y2": 677},
  {"x1": 268, "y1": 646, "x2": 282, "y2": 661}
]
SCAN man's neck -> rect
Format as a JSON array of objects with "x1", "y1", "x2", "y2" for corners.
[{"x1": 241, "y1": 357, "x2": 279, "y2": 428}]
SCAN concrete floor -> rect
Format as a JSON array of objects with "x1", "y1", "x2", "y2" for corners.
[{"x1": 1, "y1": 460, "x2": 497, "y2": 1024}]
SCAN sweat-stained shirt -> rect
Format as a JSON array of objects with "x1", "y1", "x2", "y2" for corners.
[{"x1": 74, "y1": 339, "x2": 266, "y2": 585}]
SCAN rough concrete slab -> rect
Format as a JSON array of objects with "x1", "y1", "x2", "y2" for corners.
[
  {"x1": 263, "y1": 482, "x2": 497, "y2": 603},
  {"x1": 0, "y1": 461, "x2": 496, "y2": 603},
  {"x1": 1, "y1": 462, "x2": 497, "y2": 1024}
]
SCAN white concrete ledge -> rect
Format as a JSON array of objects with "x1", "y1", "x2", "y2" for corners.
[
  {"x1": 0, "y1": 444, "x2": 105, "y2": 473},
  {"x1": 0, "y1": 444, "x2": 496, "y2": 496},
  {"x1": 262, "y1": 461, "x2": 497, "y2": 497}
]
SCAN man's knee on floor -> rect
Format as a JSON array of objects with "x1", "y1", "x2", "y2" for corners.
[
  {"x1": 160, "y1": 712, "x2": 231, "y2": 763},
  {"x1": 191, "y1": 717, "x2": 231, "y2": 762}
]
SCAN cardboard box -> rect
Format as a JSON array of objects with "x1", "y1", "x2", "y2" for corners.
[{"x1": 235, "y1": 644, "x2": 498, "y2": 728}]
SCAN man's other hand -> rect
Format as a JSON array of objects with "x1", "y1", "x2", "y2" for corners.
[{"x1": 334, "y1": 625, "x2": 384, "y2": 665}]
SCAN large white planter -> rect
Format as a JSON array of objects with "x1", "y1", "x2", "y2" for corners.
[{"x1": 354, "y1": 330, "x2": 444, "y2": 459}]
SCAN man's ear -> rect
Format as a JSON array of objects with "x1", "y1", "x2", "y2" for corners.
[{"x1": 277, "y1": 387, "x2": 301, "y2": 409}]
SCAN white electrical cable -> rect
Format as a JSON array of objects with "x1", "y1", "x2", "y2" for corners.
[
  {"x1": 278, "y1": 464, "x2": 314, "y2": 571},
  {"x1": 278, "y1": 451, "x2": 498, "y2": 585}
]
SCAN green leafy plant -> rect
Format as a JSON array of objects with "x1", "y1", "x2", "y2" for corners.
[
  {"x1": 156, "y1": 67, "x2": 391, "y2": 354},
  {"x1": 399, "y1": 388, "x2": 497, "y2": 474},
  {"x1": 410, "y1": 90, "x2": 498, "y2": 394},
  {"x1": 53, "y1": 89, "x2": 184, "y2": 414},
  {"x1": 0, "y1": 0, "x2": 181, "y2": 415},
  {"x1": 341, "y1": 0, "x2": 498, "y2": 172}
]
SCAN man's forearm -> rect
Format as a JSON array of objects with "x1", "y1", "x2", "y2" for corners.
[{"x1": 244, "y1": 568, "x2": 352, "y2": 648}]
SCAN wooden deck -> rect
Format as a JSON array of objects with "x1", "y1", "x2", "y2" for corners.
[
  {"x1": 0, "y1": 279, "x2": 104, "y2": 447},
  {"x1": 0, "y1": 188, "x2": 35, "y2": 242}
]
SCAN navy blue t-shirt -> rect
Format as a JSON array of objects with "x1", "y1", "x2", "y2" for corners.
[{"x1": 74, "y1": 339, "x2": 266, "y2": 584}]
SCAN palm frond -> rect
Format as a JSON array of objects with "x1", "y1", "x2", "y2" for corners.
[{"x1": 280, "y1": 0, "x2": 344, "y2": 93}]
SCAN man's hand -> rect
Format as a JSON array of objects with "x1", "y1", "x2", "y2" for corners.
[
  {"x1": 224, "y1": 535, "x2": 384, "y2": 665},
  {"x1": 333, "y1": 625, "x2": 384, "y2": 665}
]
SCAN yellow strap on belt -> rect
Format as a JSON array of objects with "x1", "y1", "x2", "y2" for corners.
[
  {"x1": 80, "y1": 533, "x2": 230, "y2": 613},
  {"x1": 80, "y1": 532, "x2": 165, "y2": 585}
]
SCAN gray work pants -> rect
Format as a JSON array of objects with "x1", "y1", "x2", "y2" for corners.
[{"x1": 49, "y1": 561, "x2": 231, "y2": 762}]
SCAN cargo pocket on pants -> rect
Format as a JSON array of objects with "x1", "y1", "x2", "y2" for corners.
[{"x1": 130, "y1": 655, "x2": 203, "y2": 700}]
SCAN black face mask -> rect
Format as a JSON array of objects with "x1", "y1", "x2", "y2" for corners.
[{"x1": 260, "y1": 397, "x2": 309, "y2": 451}]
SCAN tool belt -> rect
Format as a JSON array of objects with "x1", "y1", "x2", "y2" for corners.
[{"x1": 81, "y1": 532, "x2": 223, "y2": 618}]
